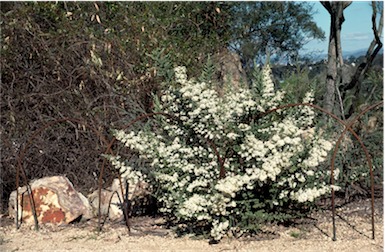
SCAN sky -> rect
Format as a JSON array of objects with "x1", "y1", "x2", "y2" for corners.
[{"x1": 301, "y1": 1, "x2": 380, "y2": 55}]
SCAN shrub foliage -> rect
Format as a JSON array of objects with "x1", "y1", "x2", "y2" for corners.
[{"x1": 109, "y1": 65, "x2": 338, "y2": 240}]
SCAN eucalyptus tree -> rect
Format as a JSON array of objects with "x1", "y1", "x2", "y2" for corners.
[
  {"x1": 321, "y1": 1, "x2": 352, "y2": 116},
  {"x1": 321, "y1": 1, "x2": 383, "y2": 117},
  {"x1": 229, "y1": 1, "x2": 325, "y2": 74}
]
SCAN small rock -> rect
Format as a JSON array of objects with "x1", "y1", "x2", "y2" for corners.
[{"x1": 88, "y1": 178, "x2": 150, "y2": 221}]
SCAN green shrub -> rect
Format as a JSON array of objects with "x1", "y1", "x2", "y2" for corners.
[{"x1": 108, "y1": 65, "x2": 338, "y2": 241}]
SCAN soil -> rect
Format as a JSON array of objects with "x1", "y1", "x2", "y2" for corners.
[{"x1": 0, "y1": 198, "x2": 383, "y2": 252}]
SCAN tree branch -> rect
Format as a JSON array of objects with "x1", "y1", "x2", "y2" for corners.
[
  {"x1": 320, "y1": 1, "x2": 332, "y2": 14},
  {"x1": 341, "y1": 1, "x2": 383, "y2": 93}
]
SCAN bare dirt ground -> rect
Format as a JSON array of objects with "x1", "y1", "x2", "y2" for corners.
[{"x1": 0, "y1": 198, "x2": 383, "y2": 252}]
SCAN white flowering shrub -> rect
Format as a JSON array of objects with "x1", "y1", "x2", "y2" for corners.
[{"x1": 109, "y1": 64, "x2": 338, "y2": 241}]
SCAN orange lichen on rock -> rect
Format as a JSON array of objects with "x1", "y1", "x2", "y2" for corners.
[{"x1": 9, "y1": 176, "x2": 93, "y2": 225}]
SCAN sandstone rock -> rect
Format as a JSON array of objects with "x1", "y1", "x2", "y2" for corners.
[
  {"x1": 8, "y1": 176, "x2": 93, "y2": 225},
  {"x1": 88, "y1": 178, "x2": 150, "y2": 221},
  {"x1": 88, "y1": 188, "x2": 123, "y2": 221},
  {"x1": 77, "y1": 190, "x2": 94, "y2": 221}
]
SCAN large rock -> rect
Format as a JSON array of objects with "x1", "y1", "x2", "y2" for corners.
[
  {"x1": 8, "y1": 176, "x2": 93, "y2": 225},
  {"x1": 88, "y1": 178, "x2": 149, "y2": 221}
]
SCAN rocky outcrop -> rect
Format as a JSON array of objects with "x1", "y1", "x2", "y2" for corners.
[{"x1": 8, "y1": 176, "x2": 93, "y2": 225}]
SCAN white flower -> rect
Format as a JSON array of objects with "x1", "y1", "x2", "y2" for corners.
[
  {"x1": 178, "y1": 194, "x2": 210, "y2": 218},
  {"x1": 211, "y1": 219, "x2": 230, "y2": 241},
  {"x1": 105, "y1": 155, "x2": 146, "y2": 186},
  {"x1": 110, "y1": 65, "x2": 335, "y2": 241},
  {"x1": 227, "y1": 132, "x2": 239, "y2": 140},
  {"x1": 174, "y1": 66, "x2": 188, "y2": 85},
  {"x1": 261, "y1": 65, "x2": 275, "y2": 97},
  {"x1": 303, "y1": 91, "x2": 315, "y2": 103}
]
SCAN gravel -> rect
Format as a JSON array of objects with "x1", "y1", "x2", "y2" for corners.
[{"x1": 1, "y1": 198, "x2": 383, "y2": 252}]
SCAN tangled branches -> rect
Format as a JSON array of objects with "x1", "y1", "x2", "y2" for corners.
[{"x1": 0, "y1": 3, "x2": 157, "y2": 212}]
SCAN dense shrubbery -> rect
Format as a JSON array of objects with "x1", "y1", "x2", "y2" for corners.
[
  {"x1": 1, "y1": 2, "x2": 381, "y2": 224},
  {"x1": 278, "y1": 65, "x2": 383, "y2": 200},
  {"x1": 0, "y1": 2, "x2": 231, "y2": 212},
  {"x1": 0, "y1": 2, "x2": 149, "y2": 211},
  {"x1": 109, "y1": 65, "x2": 340, "y2": 241}
]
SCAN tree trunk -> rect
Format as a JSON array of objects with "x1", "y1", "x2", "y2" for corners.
[{"x1": 321, "y1": 1, "x2": 352, "y2": 114}]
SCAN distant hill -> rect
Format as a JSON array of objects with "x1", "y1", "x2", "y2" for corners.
[
  {"x1": 309, "y1": 47, "x2": 383, "y2": 61},
  {"x1": 343, "y1": 48, "x2": 367, "y2": 58},
  {"x1": 272, "y1": 52, "x2": 383, "y2": 83}
]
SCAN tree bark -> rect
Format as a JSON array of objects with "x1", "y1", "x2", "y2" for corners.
[{"x1": 321, "y1": 1, "x2": 352, "y2": 114}]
